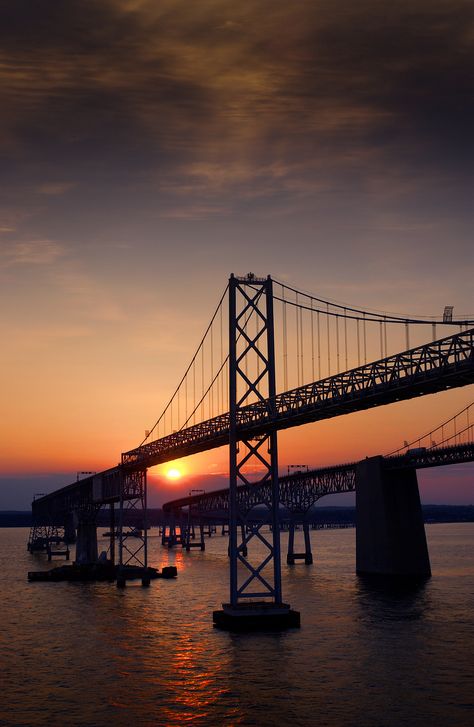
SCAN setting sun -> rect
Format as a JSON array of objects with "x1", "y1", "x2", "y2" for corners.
[{"x1": 165, "y1": 467, "x2": 182, "y2": 481}]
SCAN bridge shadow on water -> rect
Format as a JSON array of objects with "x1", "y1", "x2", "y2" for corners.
[{"x1": 355, "y1": 574, "x2": 432, "y2": 623}]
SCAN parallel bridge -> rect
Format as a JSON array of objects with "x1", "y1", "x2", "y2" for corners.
[{"x1": 162, "y1": 442, "x2": 474, "y2": 518}]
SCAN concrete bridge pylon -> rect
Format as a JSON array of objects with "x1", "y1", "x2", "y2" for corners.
[{"x1": 356, "y1": 456, "x2": 431, "y2": 578}]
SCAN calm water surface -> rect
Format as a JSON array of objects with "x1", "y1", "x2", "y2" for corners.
[{"x1": 0, "y1": 524, "x2": 473, "y2": 726}]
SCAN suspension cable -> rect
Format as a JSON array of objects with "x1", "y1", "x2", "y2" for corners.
[
  {"x1": 385, "y1": 401, "x2": 474, "y2": 455},
  {"x1": 274, "y1": 279, "x2": 474, "y2": 326},
  {"x1": 138, "y1": 284, "x2": 228, "y2": 446}
]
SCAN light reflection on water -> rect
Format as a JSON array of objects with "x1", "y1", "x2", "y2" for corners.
[{"x1": 1, "y1": 524, "x2": 473, "y2": 726}]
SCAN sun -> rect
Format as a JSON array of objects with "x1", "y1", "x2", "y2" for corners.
[{"x1": 165, "y1": 467, "x2": 182, "y2": 481}]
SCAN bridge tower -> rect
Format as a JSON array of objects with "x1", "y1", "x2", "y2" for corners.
[
  {"x1": 116, "y1": 469, "x2": 149, "y2": 586},
  {"x1": 213, "y1": 274, "x2": 300, "y2": 630}
]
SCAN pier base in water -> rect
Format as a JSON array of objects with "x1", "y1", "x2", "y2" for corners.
[
  {"x1": 356, "y1": 456, "x2": 431, "y2": 578},
  {"x1": 213, "y1": 602, "x2": 300, "y2": 631}
]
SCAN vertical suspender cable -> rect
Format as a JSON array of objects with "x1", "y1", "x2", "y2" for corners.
[
  {"x1": 193, "y1": 360, "x2": 196, "y2": 425},
  {"x1": 220, "y1": 303, "x2": 223, "y2": 414},
  {"x1": 296, "y1": 293, "x2": 300, "y2": 386},
  {"x1": 226, "y1": 358, "x2": 229, "y2": 412},
  {"x1": 379, "y1": 321, "x2": 384, "y2": 359},
  {"x1": 317, "y1": 311, "x2": 321, "y2": 379},
  {"x1": 243, "y1": 306, "x2": 248, "y2": 384},
  {"x1": 326, "y1": 302, "x2": 330, "y2": 375},
  {"x1": 336, "y1": 315, "x2": 340, "y2": 372},
  {"x1": 405, "y1": 321, "x2": 410, "y2": 350},
  {"x1": 356, "y1": 319, "x2": 361, "y2": 366},
  {"x1": 344, "y1": 308, "x2": 348, "y2": 370},
  {"x1": 311, "y1": 299, "x2": 315, "y2": 381},
  {"x1": 256, "y1": 307, "x2": 260, "y2": 383},
  {"x1": 363, "y1": 311, "x2": 367, "y2": 364},
  {"x1": 185, "y1": 374, "x2": 188, "y2": 427},
  {"x1": 300, "y1": 305, "x2": 304, "y2": 385},
  {"x1": 201, "y1": 344, "x2": 204, "y2": 422},
  {"x1": 283, "y1": 296, "x2": 288, "y2": 391},
  {"x1": 384, "y1": 316, "x2": 388, "y2": 358},
  {"x1": 210, "y1": 324, "x2": 214, "y2": 417}
]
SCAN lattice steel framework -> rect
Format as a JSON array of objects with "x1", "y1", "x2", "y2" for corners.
[
  {"x1": 228, "y1": 273, "x2": 282, "y2": 606},
  {"x1": 118, "y1": 470, "x2": 148, "y2": 568}
]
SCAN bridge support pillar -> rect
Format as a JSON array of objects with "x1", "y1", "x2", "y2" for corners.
[
  {"x1": 185, "y1": 522, "x2": 206, "y2": 551},
  {"x1": 75, "y1": 518, "x2": 98, "y2": 564},
  {"x1": 117, "y1": 469, "x2": 149, "y2": 586},
  {"x1": 287, "y1": 522, "x2": 313, "y2": 564},
  {"x1": 63, "y1": 512, "x2": 76, "y2": 544},
  {"x1": 356, "y1": 457, "x2": 431, "y2": 578}
]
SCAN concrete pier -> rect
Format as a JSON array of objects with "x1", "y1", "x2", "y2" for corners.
[
  {"x1": 213, "y1": 602, "x2": 300, "y2": 631},
  {"x1": 63, "y1": 513, "x2": 77, "y2": 544},
  {"x1": 75, "y1": 520, "x2": 98, "y2": 564},
  {"x1": 287, "y1": 522, "x2": 313, "y2": 564},
  {"x1": 356, "y1": 456, "x2": 431, "y2": 578}
]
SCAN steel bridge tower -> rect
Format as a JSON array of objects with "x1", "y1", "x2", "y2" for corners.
[{"x1": 213, "y1": 274, "x2": 300, "y2": 630}]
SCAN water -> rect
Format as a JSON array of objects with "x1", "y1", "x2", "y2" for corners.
[{"x1": 1, "y1": 524, "x2": 473, "y2": 726}]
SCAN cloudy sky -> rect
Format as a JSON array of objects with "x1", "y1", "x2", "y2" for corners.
[{"x1": 1, "y1": 0, "x2": 473, "y2": 507}]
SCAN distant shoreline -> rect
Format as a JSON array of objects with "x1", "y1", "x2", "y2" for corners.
[{"x1": 1, "y1": 505, "x2": 472, "y2": 528}]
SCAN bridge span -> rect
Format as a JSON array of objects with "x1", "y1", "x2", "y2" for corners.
[
  {"x1": 160, "y1": 441, "x2": 474, "y2": 567},
  {"x1": 162, "y1": 442, "x2": 474, "y2": 517},
  {"x1": 122, "y1": 327, "x2": 474, "y2": 469}
]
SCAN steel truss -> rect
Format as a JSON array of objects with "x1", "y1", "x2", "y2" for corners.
[
  {"x1": 27, "y1": 522, "x2": 66, "y2": 553},
  {"x1": 122, "y1": 328, "x2": 474, "y2": 470},
  {"x1": 162, "y1": 442, "x2": 474, "y2": 517},
  {"x1": 228, "y1": 274, "x2": 282, "y2": 606},
  {"x1": 163, "y1": 462, "x2": 357, "y2": 517},
  {"x1": 118, "y1": 470, "x2": 148, "y2": 569}
]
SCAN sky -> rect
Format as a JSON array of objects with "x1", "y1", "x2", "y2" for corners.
[{"x1": 0, "y1": 0, "x2": 473, "y2": 508}]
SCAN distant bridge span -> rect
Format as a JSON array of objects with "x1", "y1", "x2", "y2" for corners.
[{"x1": 162, "y1": 442, "x2": 474, "y2": 518}]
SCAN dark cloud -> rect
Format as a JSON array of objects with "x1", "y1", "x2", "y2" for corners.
[{"x1": 0, "y1": 0, "x2": 472, "y2": 217}]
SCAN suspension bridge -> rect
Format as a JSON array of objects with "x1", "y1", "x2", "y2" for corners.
[{"x1": 29, "y1": 274, "x2": 474, "y2": 629}]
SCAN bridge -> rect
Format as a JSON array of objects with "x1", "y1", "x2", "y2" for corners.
[
  {"x1": 162, "y1": 442, "x2": 474, "y2": 517},
  {"x1": 160, "y1": 441, "x2": 474, "y2": 563},
  {"x1": 29, "y1": 274, "x2": 474, "y2": 629}
]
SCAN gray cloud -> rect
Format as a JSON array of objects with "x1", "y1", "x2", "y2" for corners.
[{"x1": 0, "y1": 0, "x2": 472, "y2": 222}]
